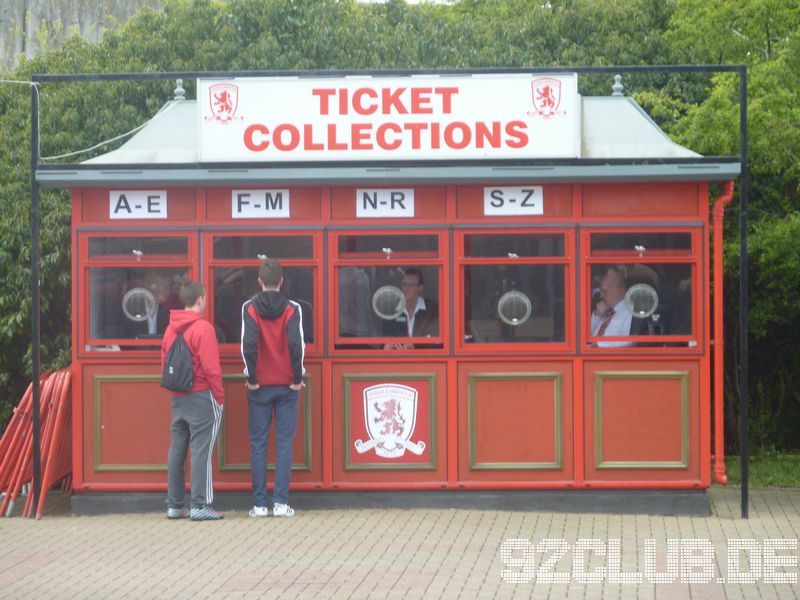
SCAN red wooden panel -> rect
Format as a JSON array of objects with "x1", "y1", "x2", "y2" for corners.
[
  {"x1": 582, "y1": 183, "x2": 700, "y2": 218},
  {"x1": 457, "y1": 361, "x2": 573, "y2": 483},
  {"x1": 330, "y1": 186, "x2": 447, "y2": 220},
  {"x1": 205, "y1": 187, "x2": 322, "y2": 221},
  {"x1": 217, "y1": 363, "x2": 322, "y2": 484},
  {"x1": 80, "y1": 188, "x2": 197, "y2": 223},
  {"x1": 455, "y1": 184, "x2": 572, "y2": 219},
  {"x1": 331, "y1": 361, "x2": 447, "y2": 483},
  {"x1": 583, "y1": 360, "x2": 700, "y2": 483}
]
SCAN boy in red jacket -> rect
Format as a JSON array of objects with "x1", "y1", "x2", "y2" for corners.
[
  {"x1": 161, "y1": 280, "x2": 225, "y2": 521},
  {"x1": 241, "y1": 258, "x2": 305, "y2": 518}
]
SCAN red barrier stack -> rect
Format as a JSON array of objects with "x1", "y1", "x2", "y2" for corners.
[{"x1": 0, "y1": 367, "x2": 72, "y2": 518}]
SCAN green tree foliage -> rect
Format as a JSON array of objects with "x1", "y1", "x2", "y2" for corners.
[{"x1": 0, "y1": 0, "x2": 798, "y2": 451}]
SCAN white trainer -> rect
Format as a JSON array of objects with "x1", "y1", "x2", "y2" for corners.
[
  {"x1": 249, "y1": 506, "x2": 269, "y2": 518},
  {"x1": 272, "y1": 503, "x2": 295, "y2": 518}
]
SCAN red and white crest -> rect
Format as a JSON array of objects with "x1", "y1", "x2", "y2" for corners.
[
  {"x1": 531, "y1": 77, "x2": 563, "y2": 119},
  {"x1": 354, "y1": 384, "x2": 426, "y2": 458},
  {"x1": 208, "y1": 83, "x2": 239, "y2": 122}
]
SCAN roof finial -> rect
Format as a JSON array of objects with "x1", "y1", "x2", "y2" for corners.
[
  {"x1": 612, "y1": 74, "x2": 624, "y2": 96},
  {"x1": 174, "y1": 79, "x2": 186, "y2": 101}
]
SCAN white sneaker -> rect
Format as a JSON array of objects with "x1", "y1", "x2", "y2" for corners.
[
  {"x1": 272, "y1": 503, "x2": 295, "y2": 518},
  {"x1": 249, "y1": 506, "x2": 269, "y2": 518}
]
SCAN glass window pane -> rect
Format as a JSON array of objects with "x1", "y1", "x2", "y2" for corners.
[
  {"x1": 338, "y1": 235, "x2": 438, "y2": 258},
  {"x1": 590, "y1": 232, "x2": 692, "y2": 256},
  {"x1": 464, "y1": 234, "x2": 564, "y2": 258},
  {"x1": 589, "y1": 263, "x2": 693, "y2": 346},
  {"x1": 213, "y1": 266, "x2": 314, "y2": 344},
  {"x1": 89, "y1": 267, "x2": 188, "y2": 339},
  {"x1": 337, "y1": 265, "x2": 440, "y2": 342},
  {"x1": 88, "y1": 237, "x2": 188, "y2": 260},
  {"x1": 464, "y1": 265, "x2": 565, "y2": 343},
  {"x1": 213, "y1": 236, "x2": 313, "y2": 260}
]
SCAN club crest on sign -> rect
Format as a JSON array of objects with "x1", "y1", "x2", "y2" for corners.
[
  {"x1": 530, "y1": 77, "x2": 564, "y2": 119},
  {"x1": 354, "y1": 384, "x2": 426, "y2": 458},
  {"x1": 206, "y1": 83, "x2": 239, "y2": 123}
]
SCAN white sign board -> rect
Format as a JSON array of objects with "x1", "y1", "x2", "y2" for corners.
[
  {"x1": 356, "y1": 189, "x2": 415, "y2": 218},
  {"x1": 198, "y1": 74, "x2": 580, "y2": 162},
  {"x1": 232, "y1": 189, "x2": 290, "y2": 218},
  {"x1": 109, "y1": 190, "x2": 167, "y2": 219},
  {"x1": 483, "y1": 186, "x2": 544, "y2": 216}
]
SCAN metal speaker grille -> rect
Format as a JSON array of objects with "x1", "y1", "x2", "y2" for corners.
[
  {"x1": 625, "y1": 283, "x2": 659, "y2": 318},
  {"x1": 372, "y1": 285, "x2": 404, "y2": 321},
  {"x1": 497, "y1": 290, "x2": 532, "y2": 326},
  {"x1": 122, "y1": 287, "x2": 157, "y2": 322}
]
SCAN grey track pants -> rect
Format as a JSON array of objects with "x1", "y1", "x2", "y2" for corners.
[{"x1": 166, "y1": 390, "x2": 223, "y2": 509}]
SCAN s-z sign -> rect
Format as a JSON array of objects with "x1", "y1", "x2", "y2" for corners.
[
  {"x1": 484, "y1": 186, "x2": 544, "y2": 216},
  {"x1": 232, "y1": 190, "x2": 290, "y2": 218},
  {"x1": 109, "y1": 191, "x2": 167, "y2": 219}
]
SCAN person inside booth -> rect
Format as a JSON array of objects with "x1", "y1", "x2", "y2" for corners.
[
  {"x1": 590, "y1": 266, "x2": 633, "y2": 348},
  {"x1": 383, "y1": 268, "x2": 440, "y2": 349}
]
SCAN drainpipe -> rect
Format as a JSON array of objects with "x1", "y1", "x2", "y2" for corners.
[{"x1": 712, "y1": 180, "x2": 734, "y2": 484}]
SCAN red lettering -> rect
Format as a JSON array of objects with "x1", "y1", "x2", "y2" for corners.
[
  {"x1": 444, "y1": 122, "x2": 471, "y2": 149},
  {"x1": 244, "y1": 124, "x2": 269, "y2": 151},
  {"x1": 272, "y1": 124, "x2": 300, "y2": 151},
  {"x1": 410, "y1": 87, "x2": 433, "y2": 114},
  {"x1": 475, "y1": 122, "x2": 501, "y2": 148},
  {"x1": 381, "y1": 87, "x2": 408, "y2": 115},
  {"x1": 353, "y1": 88, "x2": 378, "y2": 115},
  {"x1": 351, "y1": 123, "x2": 373, "y2": 150},
  {"x1": 312, "y1": 88, "x2": 335, "y2": 115},
  {"x1": 404, "y1": 122, "x2": 427, "y2": 149},
  {"x1": 328, "y1": 123, "x2": 348, "y2": 150},
  {"x1": 505, "y1": 121, "x2": 528, "y2": 148},
  {"x1": 435, "y1": 87, "x2": 458, "y2": 113},
  {"x1": 338, "y1": 88, "x2": 349, "y2": 115},
  {"x1": 376, "y1": 123, "x2": 402, "y2": 150},
  {"x1": 430, "y1": 122, "x2": 441, "y2": 149},
  {"x1": 303, "y1": 124, "x2": 324, "y2": 151}
]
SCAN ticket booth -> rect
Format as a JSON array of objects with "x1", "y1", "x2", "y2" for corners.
[{"x1": 38, "y1": 72, "x2": 739, "y2": 500}]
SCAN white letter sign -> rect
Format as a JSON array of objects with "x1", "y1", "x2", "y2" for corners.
[
  {"x1": 356, "y1": 189, "x2": 415, "y2": 218},
  {"x1": 109, "y1": 191, "x2": 167, "y2": 219},
  {"x1": 232, "y1": 189, "x2": 290, "y2": 218},
  {"x1": 484, "y1": 186, "x2": 544, "y2": 216}
]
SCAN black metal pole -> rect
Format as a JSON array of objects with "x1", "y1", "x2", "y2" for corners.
[
  {"x1": 30, "y1": 83, "x2": 42, "y2": 518},
  {"x1": 738, "y1": 67, "x2": 749, "y2": 519}
]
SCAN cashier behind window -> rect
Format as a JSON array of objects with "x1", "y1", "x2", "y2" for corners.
[
  {"x1": 383, "y1": 268, "x2": 440, "y2": 349},
  {"x1": 590, "y1": 266, "x2": 633, "y2": 348}
]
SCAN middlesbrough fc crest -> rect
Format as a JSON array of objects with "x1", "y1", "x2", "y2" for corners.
[
  {"x1": 530, "y1": 77, "x2": 564, "y2": 119},
  {"x1": 354, "y1": 384, "x2": 426, "y2": 459},
  {"x1": 207, "y1": 83, "x2": 239, "y2": 122}
]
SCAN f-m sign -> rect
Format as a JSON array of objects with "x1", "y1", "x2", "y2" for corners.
[
  {"x1": 356, "y1": 189, "x2": 415, "y2": 218},
  {"x1": 109, "y1": 190, "x2": 167, "y2": 219},
  {"x1": 232, "y1": 190, "x2": 291, "y2": 218}
]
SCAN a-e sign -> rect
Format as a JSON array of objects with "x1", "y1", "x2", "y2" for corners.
[{"x1": 109, "y1": 191, "x2": 167, "y2": 219}]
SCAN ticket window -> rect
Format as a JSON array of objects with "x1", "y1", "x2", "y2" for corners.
[
  {"x1": 583, "y1": 229, "x2": 700, "y2": 349},
  {"x1": 81, "y1": 234, "x2": 196, "y2": 352},
  {"x1": 332, "y1": 231, "x2": 447, "y2": 351},
  {"x1": 206, "y1": 233, "x2": 321, "y2": 353},
  {"x1": 456, "y1": 230, "x2": 574, "y2": 353}
]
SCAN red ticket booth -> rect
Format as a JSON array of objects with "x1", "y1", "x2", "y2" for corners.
[{"x1": 39, "y1": 72, "x2": 739, "y2": 504}]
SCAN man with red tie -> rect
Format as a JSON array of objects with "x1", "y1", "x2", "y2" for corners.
[{"x1": 590, "y1": 266, "x2": 633, "y2": 348}]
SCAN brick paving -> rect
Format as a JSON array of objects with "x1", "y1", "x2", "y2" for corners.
[{"x1": 0, "y1": 486, "x2": 797, "y2": 599}]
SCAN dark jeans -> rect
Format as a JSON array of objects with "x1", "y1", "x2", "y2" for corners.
[{"x1": 248, "y1": 385, "x2": 299, "y2": 506}]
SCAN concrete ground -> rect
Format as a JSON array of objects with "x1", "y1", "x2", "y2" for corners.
[{"x1": 0, "y1": 486, "x2": 798, "y2": 599}]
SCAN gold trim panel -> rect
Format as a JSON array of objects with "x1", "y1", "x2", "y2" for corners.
[
  {"x1": 468, "y1": 372, "x2": 563, "y2": 471},
  {"x1": 593, "y1": 370, "x2": 690, "y2": 470}
]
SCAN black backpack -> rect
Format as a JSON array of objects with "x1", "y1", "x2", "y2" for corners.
[{"x1": 161, "y1": 321, "x2": 197, "y2": 392}]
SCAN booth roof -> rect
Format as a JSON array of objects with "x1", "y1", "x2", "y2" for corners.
[{"x1": 36, "y1": 96, "x2": 740, "y2": 187}]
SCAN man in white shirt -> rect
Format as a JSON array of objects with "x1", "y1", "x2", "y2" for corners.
[
  {"x1": 383, "y1": 268, "x2": 439, "y2": 349},
  {"x1": 590, "y1": 266, "x2": 633, "y2": 348}
]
